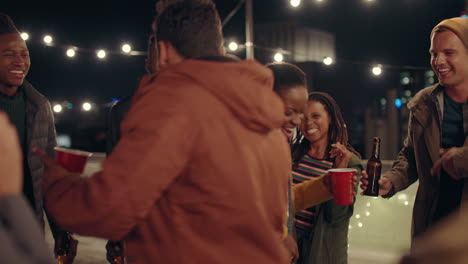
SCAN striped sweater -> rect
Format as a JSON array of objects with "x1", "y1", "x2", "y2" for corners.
[{"x1": 292, "y1": 154, "x2": 333, "y2": 231}]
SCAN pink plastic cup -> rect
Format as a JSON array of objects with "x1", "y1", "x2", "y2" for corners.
[
  {"x1": 54, "y1": 147, "x2": 92, "y2": 173},
  {"x1": 328, "y1": 168, "x2": 357, "y2": 205}
]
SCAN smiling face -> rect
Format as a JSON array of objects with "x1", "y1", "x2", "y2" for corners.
[
  {"x1": 430, "y1": 30, "x2": 468, "y2": 90},
  {"x1": 0, "y1": 33, "x2": 30, "y2": 96},
  {"x1": 300, "y1": 100, "x2": 331, "y2": 146},
  {"x1": 276, "y1": 85, "x2": 308, "y2": 140}
]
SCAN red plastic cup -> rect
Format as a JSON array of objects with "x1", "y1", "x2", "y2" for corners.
[
  {"x1": 328, "y1": 168, "x2": 357, "y2": 206},
  {"x1": 54, "y1": 147, "x2": 92, "y2": 173}
]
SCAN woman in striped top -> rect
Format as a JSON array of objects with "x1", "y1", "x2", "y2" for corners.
[{"x1": 292, "y1": 92, "x2": 363, "y2": 264}]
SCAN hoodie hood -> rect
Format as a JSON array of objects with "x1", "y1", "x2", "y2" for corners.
[{"x1": 161, "y1": 59, "x2": 286, "y2": 133}]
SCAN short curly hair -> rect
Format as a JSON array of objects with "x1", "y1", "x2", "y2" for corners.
[
  {"x1": 266, "y1": 62, "x2": 307, "y2": 93},
  {"x1": 0, "y1": 13, "x2": 20, "y2": 35},
  {"x1": 153, "y1": 0, "x2": 224, "y2": 58}
]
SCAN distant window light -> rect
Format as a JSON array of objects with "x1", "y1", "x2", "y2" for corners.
[
  {"x1": 57, "y1": 134, "x2": 72, "y2": 148},
  {"x1": 380, "y1": 98, "x2": 387, "y2": 106},
  {"x1": 395, "y1": 98, "x2": 403, "y2": 109},
  {"x1": 401, "y1": 76, "x2": 410, "y2": 85},
  {"x1": 425, "y1": 70, "x2": 435, "y2": 78}
]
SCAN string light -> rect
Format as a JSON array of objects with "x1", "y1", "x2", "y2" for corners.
[
  {"x1": 290, "y1": 0, "x2": 301, "y2": 7},
  {"x1": 53, "y1": 104, "x2": 63, "y2": 113},
  {"x1": 96, "y1": 50, "x2": 106, "y2": 59},
  {"x1": 323, "y1": 56, "x2": 333, "y2": 65},
  {"x1": 18, "y1": 30, "x2": 429, "y2": 71},
  {"x1": 43, "y1": 35, "x2": 53, "y2": 45},
  {"x1": 372, "y1": 64, "x2": 382, "y2": 76},
  {"x1": 121, "y1": 44, "x2": 132, "y2": 53},
  {"x1": 20, "y1": 32, "x2": 29, "y2": 41},
  {"x1": 274, "y1": 52, "x2": 284, "y2": 62},
  {"x1": 228, "y1": 41, "x2": 239, "y2": 51},
  {"x1": 82, "y1": 102, "x2": 92, "y2": 111},
  {"x1": 355, "y1": 214, "x2": 361, "y2": 219},
  {"x1": 66, "y1": 48, "x2": 76, "y2": 58}
]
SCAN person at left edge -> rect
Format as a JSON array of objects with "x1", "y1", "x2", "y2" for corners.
[{"x1": 0, "y1": 13, "x2": 77, "y2": 264}]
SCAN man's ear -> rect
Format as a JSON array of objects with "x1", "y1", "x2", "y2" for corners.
[
  {"x1": 220, "y1": 46, "x2": 226, "y2": 56},
  {"x1": 158, "y1": 40, "x2": 184, "y2": 67},
  {"x1": 157, "y1": 40, "x2": 169, "y2": 68}
]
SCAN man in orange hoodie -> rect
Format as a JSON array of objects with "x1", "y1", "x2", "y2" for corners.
[{"x1": 35, "y1": 0, "x2": 291, "y2": 263}]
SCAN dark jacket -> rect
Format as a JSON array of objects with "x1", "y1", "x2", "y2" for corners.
[
  {"x1": 106, "y1": 97, "x2": 132, "y2": 155},
  {"x1": 23, "y1": 81, "x2": 64, "y2": 238},
  {"x1": 384, "y1": 84, "x2": 468, "y2": 241},
  {"x1": 0, "y1": 195, "x2": 54, "y2": 264}
]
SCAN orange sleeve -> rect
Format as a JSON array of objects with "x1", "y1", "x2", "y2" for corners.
[
  {"x1": 292, "y1": 176, "x2": 333, "y2": 213},
  {"x1": 44, "y1": 79, "x2": 199, "y2": 241}
]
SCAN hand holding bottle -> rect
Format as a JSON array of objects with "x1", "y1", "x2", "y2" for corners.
[{"x1": 360, "y1": 171, "x2": 393, "y2": 196}]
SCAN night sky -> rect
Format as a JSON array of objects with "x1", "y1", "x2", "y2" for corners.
[{"x1": 2, "y1": 0, "x2": 465, "y2": 100}]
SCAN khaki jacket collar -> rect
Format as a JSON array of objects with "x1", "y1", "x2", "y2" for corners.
[{"x1": 408, "y1": 84, "x2": 444, "y2": 165}]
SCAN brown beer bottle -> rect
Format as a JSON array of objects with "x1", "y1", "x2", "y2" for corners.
[
  {"x1": 56, "y1": 232, "x2": 74, "y2": 264},
  {"x1": 57, "y1": 254, "x2": 67, "y2": 264},
  {"x1": 364, "y1": 137, "x2": 382, "y2": 196},
  {"x1": 113, "y1": 257, "x2": 124, "y2": 264}
]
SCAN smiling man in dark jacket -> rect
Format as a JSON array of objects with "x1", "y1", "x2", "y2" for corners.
[{"x1": 0, "y1": 13, "x2": 76, "y2": 263}]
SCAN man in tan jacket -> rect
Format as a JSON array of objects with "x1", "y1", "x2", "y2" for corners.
[
  {"x1": 361, "y1": 17, "x2": 468, "y2": 242},
  {"x1": 35, "y1": 1, "x2": 291, "y2": 263}
]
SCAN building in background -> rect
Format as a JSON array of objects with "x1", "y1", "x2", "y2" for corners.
[
  {"x1": 255, "y1": 22, "x2": 336, "y2": 64},
  {"x1": 252, "y1": 22, "x2": 436, "y2": 158}
]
